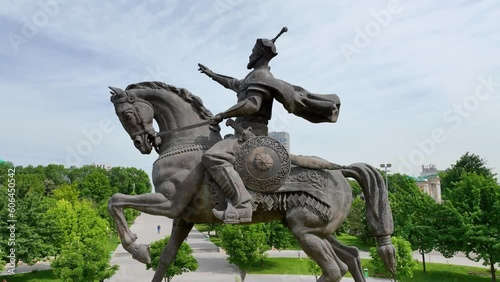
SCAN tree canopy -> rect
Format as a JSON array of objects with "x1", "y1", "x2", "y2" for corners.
[
  {"x1": 219, "y1": 224, "x2": 270, "y2": 281},
  {"x1": 146, "y1": 236, "x2": 198, "y2": 282},
  {"x1": 440, "y1": 171, "x2": 500, "y2": 282},
  {"x1": 0, "y1": 162, "x2": 151, "y2": 281},
  {"x1": 440, "y1": 152, "x2": 496, "y2": 197}
]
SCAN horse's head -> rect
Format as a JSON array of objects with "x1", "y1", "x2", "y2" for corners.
[{"x1": 109, "y1": 86, "x2": 160, "y2": 154}]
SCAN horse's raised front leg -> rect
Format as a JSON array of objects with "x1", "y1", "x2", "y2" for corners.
[
  {"x1": 108, "y1": 192, "x2": 174, "y2": 264},
  {"x1": 152, "y1": 218, "x2": 194, "y2": 282}
]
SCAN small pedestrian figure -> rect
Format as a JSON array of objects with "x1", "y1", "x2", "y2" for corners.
[{"x1": 157, "y1": 225, "x2": 161, "y2": 234}]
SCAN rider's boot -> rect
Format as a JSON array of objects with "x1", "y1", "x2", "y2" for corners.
[{"x1": 208, "y1": 165, "x2": 252, "y2": 223}]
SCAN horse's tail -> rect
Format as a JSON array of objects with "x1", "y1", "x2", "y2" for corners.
[{"x1": 341, "y1": 163, "x2": 397, "y2": 276}]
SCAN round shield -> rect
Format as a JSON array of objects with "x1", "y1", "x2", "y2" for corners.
[{"x1": 235, "y1": 136, "x2": 291, "y2": 192}]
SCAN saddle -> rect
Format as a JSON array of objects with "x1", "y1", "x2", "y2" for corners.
[
  {"x1": 207, "y1": 119, "x2": 345, "y2": 221},
  {"x1": 209, "y1": 165, "x2": 337, "y2": 222}
]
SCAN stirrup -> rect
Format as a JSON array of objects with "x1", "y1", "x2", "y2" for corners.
[
  {"x1": 212, "y1": 204, "x2": 252, "y2": 224},
  {"x1": 212, "y1": 208, "x2": 241, "y2": 224}
]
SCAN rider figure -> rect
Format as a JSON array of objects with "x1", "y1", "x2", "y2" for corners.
[
  {"x1": 199, "y1": 27, "x2": 341, "y2": 224},
  {"x1": 198, "y1": 29, "x2": 288, "y2": 223}
]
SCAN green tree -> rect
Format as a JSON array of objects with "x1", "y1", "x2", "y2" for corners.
[
  {"x1": 44, "y1": 164, "x2": 69, "y2": 186},
  {"x1": 51, "y1": 200, "x2": 118, "y2": 281},
  {"x1": 338, "y1": 181, "x2": 365, "y2": 237},
  {"x1": 370, "y1": 236, "x2": 417, "y2": 280},
  {"x1": 433, "y1": 201, "x2": 466, "y2": 258},
  {"x1": 405, "y1": 194, "x2": 438, "y2": 273},
  {"x1": 0, "y1": 171, "x2": 56, "y2": 265},
  {"x1": 77, "y1": 169, "x2": 113, "y2": 204},
  {"x1": 0, "y1": 248, "x2": 4, "y2": 272},
  {"x1": 387, "y1": 173, "x2": 439, "y2": 273},
  {"x1": 265, "y1": 221, "x2": 296, "y2": 250},
  {"x1": 220, "y1": 224, "x2": 270, "y2": 281},
  {"x1": 205, "y1": 222, "x2": 222, "y2": 237},
  {"x1": 440, "y1": 152, "x2": 495, "y2": 197},
  {"x1": 52, "y1": 183, "x2": 79, "y2": 204},
  {"x1": 146, "y1": 236, "x2": 198, "y2": 282},
  {"x1": 14, "y1": 195, "x2": 56, "y2": 264},
  {"x1": 0, "y1": 161, "x2": 15, "y2": 184},
  {"x1": 108, "y1": 167, "x2": 152, "y2": 195},
  {"x1": 445, "y1": 172, "x2": 500, "y2": 282},
  {"x1": 344, "y1": 197, "x2": 369, "y2": 239},
  {"x1": 307, "y1": 258, "x2": 321, "y2": 281},
  {"x1": 67, "y1": 165, "x2": 97, "y2": 183},
  {"x1": 348, "y1": 179, "x2": 362, "y2": 198},
  {"x1": 44, "y1": 164, "x2": 69, "y2": 195},
  {"x1": 52, "y1": 237, "x2": 118, "y2": 282},
  {"x1": 45, "y1": 200, "x2": 79, "y2": 253}
]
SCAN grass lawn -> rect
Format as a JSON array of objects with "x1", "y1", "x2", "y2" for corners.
[
  {"x1": 196, "y1": 223, "x2": 371, "y2": 252},
  {"x1": 193, "y1": 223, "x2": 212, "y2": 233},
  {"x1": 0, "y1": 270, "x2": 60, "y2": 282},
  {"x1": 403, "y1": 262, "x2": 498, "y2": 282},
  {"x1": 335, "y1": 233, "x2": 374, "y2": 252},
  {"x1": 247, "y1": 257, "x2": 312, "y2": 275},
  {"x1": 107, "y1": 232, "x2": 122, "y2": 253},
  {"x1": 247, "y1": 257, "x2": 498, "y2": 282}
]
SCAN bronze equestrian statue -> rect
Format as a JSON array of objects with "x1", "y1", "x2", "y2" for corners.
[{"x1": 108, "y1": 27, "x2": 396, "y2": 282}]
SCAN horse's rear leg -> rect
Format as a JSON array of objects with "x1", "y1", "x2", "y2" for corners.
[
  {"x1": 287, "y1": 209, "x2": 347, "y2": 282},
  {"x1": 108, "y1": 192, "x2": 173, "y2": 264},
  {"x1": 151, "y1": 218, "x2": 194, "y2": 282},
  {"x1": 328, "y1": 236, "x2": 366, "y2": 282}
]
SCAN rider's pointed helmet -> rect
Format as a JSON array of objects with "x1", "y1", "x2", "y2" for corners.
[{"x1": 255, "y1": 27, "x2": 288, "y2": 59}]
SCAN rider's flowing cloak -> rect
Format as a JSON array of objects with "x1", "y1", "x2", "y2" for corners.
[{"x1": 245, "y1": 67, "x2": 341, "y2": 123}]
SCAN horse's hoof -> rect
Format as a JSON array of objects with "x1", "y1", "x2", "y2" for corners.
[{"x1": 128, "y1": 243, "x2": 151, "y2": 264}]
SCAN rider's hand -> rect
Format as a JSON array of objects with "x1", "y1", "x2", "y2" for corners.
[
  {"x1": 209, "y1": 113, "x2": 224, "y2": 132},
  {"x1": 198, "y1": 63, "x2": 214, "y2": 78},
  {"x1": 210, "y1": 114, "x2": 224, "y2": 125}
]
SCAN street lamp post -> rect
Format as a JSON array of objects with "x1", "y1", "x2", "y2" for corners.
[{"x1": 380, "y1": 163, "x2": 392, "y2": 190}]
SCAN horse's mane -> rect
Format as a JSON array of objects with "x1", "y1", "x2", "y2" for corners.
[{"x1": 125, "y1": 81, "x2": 213, "y2": 120}]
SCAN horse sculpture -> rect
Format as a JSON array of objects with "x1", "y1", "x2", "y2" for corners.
[{"x1": 108, "y1": 81, "x2": 396, "y2": 282}]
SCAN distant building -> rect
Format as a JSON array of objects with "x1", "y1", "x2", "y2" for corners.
[
  {"x1": 92, "y1": 163, "x2": 113, "y2": 171},
  {"x1": 414, "y1": 164, "x2": 442, "y2": 203},
  {"x1": 268, "y1": 131, "x2": 290, "y2": 151}
]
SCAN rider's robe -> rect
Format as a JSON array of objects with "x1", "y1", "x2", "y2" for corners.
[{"x1": 241, "y1": 67, "x2": 341, "y2": 123}]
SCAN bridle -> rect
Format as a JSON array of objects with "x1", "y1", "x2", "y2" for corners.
[{"x1": 111, "y1": 90, "x2": 211, "y2": 153}]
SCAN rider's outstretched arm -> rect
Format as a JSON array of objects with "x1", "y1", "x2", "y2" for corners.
[
  {"x1": 219, "y1": 89, "x2": 268, "y2": 119},
  {"x1": 198, "y1": 63, "x2": 242, "y2": 92},
  {"x1": 211, "y1": 72, "x2": 242, "y2": 92}
]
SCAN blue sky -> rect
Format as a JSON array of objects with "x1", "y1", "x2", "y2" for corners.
[{"x1": 1, "y1": 0, "x2": 499, "y2": 178}]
